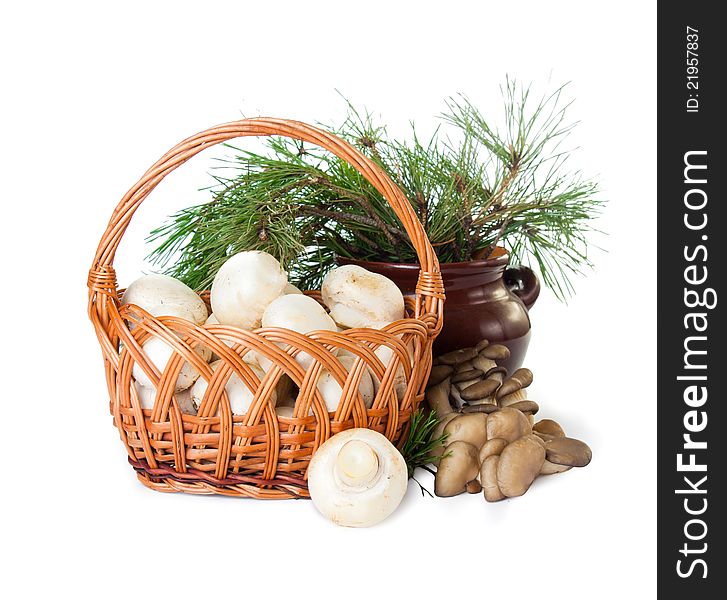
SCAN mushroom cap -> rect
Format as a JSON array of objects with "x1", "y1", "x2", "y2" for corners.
[
  {"x1": 373, "y1": 344, "x2": 408, "y2": 400},
  {"x1": 479, "y1": 344, "x2": 511, "y2": 360},
  {"x1": 122, "y1": 273, "x2": 209, "y2": 325},
  {"x1": 321, "y1": 265, "x2": 405, "y2": 328},
  {"x1": 316, "y1": 355, "x2": 375, "y2": 413},
  {"x1": 461, "y1": 378, "x2": 501, "y2": 401},
  {"x1": 506, "y1": 400, "x2": 540, "y2": 415},
  {"x1": 497, "y1": 435, "x2": 546, "y2": 497},
  {"x1": 472, "y1": 354, "x2": 497, "y2": 373},
  {"x1": 498, "y1": 389, "x2": 529, "y2": 407},
  {"x1": 451, "y1": 369, "x2": 484, "y2": 384},
  {"x1": 211, "y1": 251, "x2": 288, "y2": 330},
  {"x1": 425, "y1": 377, "x2": 453, "y2": 420},
  {"x1": 475, "y1": 338, "x2": 490, "y2": 352},
  {"x1": 454, "y1": 377, "x2": 483, "y2": 392},
  {"x1": 262, "y1": 293, "x2": 337, "y2": 334},
  {"x1": 132, "y1": 336, "x2": 211, "y2": 392},
  {"x1": 484, "y1": 366, "x2": 508, "y2": 379},
  {"x1": 496, "y1": 368, "x2": 534, "y2": 399},
  {"x1": 427, "y1": 365, "x2": 454, "y2": 387},
  {"x1": 307, "y1": 428, "x2": 408, "y2": 527},
  {"x1": 261, "y1": 294, "x2": 337, "y2": 370},
  {"x1": 478, "y1": 438, "x2": 508, "y2": 465},
  {"x1": 435, "y1": 441, "x2": 480, "y2": 497},
  {"x1": 533, "y1": 419, "x2": 566, "y2": 438},
  {"x1": 443, "y1": 413, "x2": 489, "y2": 449},
  {"x1": 486, "y1": 407, "x2": 532, "y2": 443},
  {"x1": 454, "y1": 359, "x2": 476, "y2": 372},
  {"x1": 544, "y1": 437, "x2": 593, "y2": 467},
  {"x1": 437, "y1": 347, "x2": 478, "y2": 365},
  {"x1": 481, "y1": 455, "x2": 505, "y2": 502},
  {"x1": 190, "y1": 359, "x2": 275, "y2": 416},
  {"x1": 339, "y1": 355, "x2": 375, "y2": 408}
]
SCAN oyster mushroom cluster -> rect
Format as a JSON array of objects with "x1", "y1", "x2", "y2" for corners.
[{"x1": 425, "y1": 340, "x2": 592, "y2": 502}]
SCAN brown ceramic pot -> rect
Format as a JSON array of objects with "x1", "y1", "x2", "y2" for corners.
[{"x1": 338, "y1": 247, "x2": 540, "y2": 372}]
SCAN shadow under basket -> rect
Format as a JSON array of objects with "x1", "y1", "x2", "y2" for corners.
[{"x1": 87, "y1": 118, "x2": 445, "y2": 499}]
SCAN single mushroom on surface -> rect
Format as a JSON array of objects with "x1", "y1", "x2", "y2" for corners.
[
  {"x1": 307, "y1": 428, "x2": 408, "y2": 527},
  {"x1": 210, "y1": 251, "x2": 288, "y2": 330}
]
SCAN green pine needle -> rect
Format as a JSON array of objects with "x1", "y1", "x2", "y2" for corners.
[
  {"x1": 146, "y1": 79, "x2": 604, "y2": 299},
  {"x1": 400, "y1": 408, "x2": 449, "y2": 480}
]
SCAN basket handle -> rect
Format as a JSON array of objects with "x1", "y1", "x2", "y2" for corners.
[{"x1": 88, "y1": 118, "x2": 444, "y2": 318}]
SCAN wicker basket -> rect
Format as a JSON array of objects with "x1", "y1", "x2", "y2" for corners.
[{"x1": 87, "y1": 118, "x2": 444, "y2": 499}]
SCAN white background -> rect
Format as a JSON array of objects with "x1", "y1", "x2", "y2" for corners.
[{"x1": 1, "y1": 1, "x2": 656, "y2": 598}]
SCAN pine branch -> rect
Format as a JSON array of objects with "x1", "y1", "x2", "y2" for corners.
[
  {"x1": 146, "y1": 80, "x2": 605, "y2": 300},
  {"x1": 400, "y1": 409, "x2": 449, "y2": 479}
]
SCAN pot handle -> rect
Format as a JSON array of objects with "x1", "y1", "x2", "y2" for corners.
[{"x1": 504, "y1": 265, "x2": 540, "y2": 310}]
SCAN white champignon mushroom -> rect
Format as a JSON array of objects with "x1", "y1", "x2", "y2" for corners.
[
  {"x1": 339, "y1": 355, "x2": 374, "y2": 407},
  {"x1": 308, "y1": 428, "x2": 408, "y2": 527},
  {"x1": 189, "y1": 359, "x2": 276, "y2": 416},
  {"x1": 132, "y1": 336, "x2": 211, "y2": 392},
  {"x1": 210, "y1": 251, "x2": 288, "y2": 330},
  {"x1": 321, "y1": 265, "x2": 405, "y2": 329},
  {"x1": 372, "y1": 344, "x2": 408, "y2": 400},
  {"x1": 122, "y1": 273, "x2": 208, "y2": 325},
  {"x1": 316, "y1": 354, "x2": 375, "y2": 413},
  {"x1": 260, "y1": 294, "x2": 337, "y2": 370}
]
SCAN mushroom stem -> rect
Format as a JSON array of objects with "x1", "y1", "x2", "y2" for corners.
[
  {"x1": 426, "y1": 377, "x2": 453, "y2": 419},
  {"x1": 336, "y1": 440, "x2": 380, "y2": 487}
]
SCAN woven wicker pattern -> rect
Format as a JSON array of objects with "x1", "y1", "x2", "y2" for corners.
[{"x1": 88, "y1": 118, "x2": 444, "y2": 499}]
